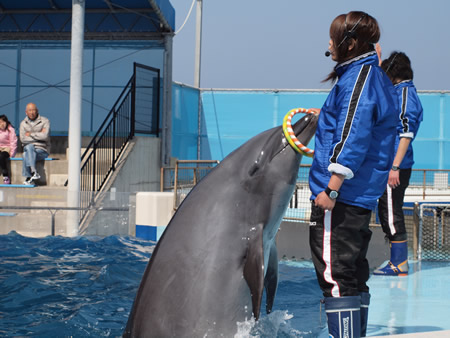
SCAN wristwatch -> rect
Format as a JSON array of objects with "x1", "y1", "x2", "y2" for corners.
[
  {"x1": 391, "y1": 165, "x2": 399, "y2": 171},
  {"x1": 325, "y1": 187, "x2": 339, "y2": 200}
]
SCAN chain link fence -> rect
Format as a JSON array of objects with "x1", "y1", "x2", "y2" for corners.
[{"x1": 418, "y1": 203, "x2": 450, "y2": 261}]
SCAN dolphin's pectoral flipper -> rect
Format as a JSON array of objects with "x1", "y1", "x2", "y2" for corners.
[
  {"x1": 264, "y1": 243, "x2": 279, "y2": 314},
  {"x1": 243, "y1": 223, "x2": 265, "y2": 320}
]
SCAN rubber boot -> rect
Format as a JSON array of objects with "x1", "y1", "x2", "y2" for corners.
[
  {"x1": 360, "y1": 292, "x2": 370, "y2": 337},
  {"x1": 373, "y1": 240, "x2": 408, "y2": 276},
  {"x1": 325, "y1": 295, "x2": 361, "y2": 338}
]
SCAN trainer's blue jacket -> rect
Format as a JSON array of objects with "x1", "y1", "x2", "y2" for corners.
[
  {"x1": 394, "y1": 80, "x2": 423, "y2": 169},
  {"x1": 309, "y1": 51, "x2": 398, "y2": 210}
]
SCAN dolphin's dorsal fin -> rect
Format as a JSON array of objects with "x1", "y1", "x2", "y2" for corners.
[{"x1": 243, "y1": 223, "x2": 265, "y2": 320}]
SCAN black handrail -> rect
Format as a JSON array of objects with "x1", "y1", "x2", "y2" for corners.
[
  {"x1": 78, "y1": 75, "x2": 135, "y2": 219},
  {"x1": 80, "y1": 75, "x2": 135, "y2": 164},
  {"x1": 70, "y1": 62, "x2": 160, "y2": 222}
]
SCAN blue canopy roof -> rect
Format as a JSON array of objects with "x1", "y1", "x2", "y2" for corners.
[{"x1": 0, "y1": 0, "x2": 175, "y2": 40}]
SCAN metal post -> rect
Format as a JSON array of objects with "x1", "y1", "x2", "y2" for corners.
[
  {"x1": 413, "y1": 202, "x2": 420, "y2": 260},
  {"x1": 418, "y1": 204, "x2": 424, "y2": 261},
  {"x1": 161, "y1": 35, "x2": 173, "y2": 167},
  {"x1": 194, "y1": 0, "x2": 203, "y2": 87},
  {"x1": 173, "y1": 161, "x2": 179, "y2": 211},
  {"x1": 90, "y1": 44, "x2": 96, "y2": 133},
  {"x1": 131, "y1": 63, "x2": 136, "y2": 137},
  {"x1": 14, "y1": 42, "x2": 22, "y2": 130},
  {"x1": 423, "y1": 171, "x2": 426, "y2": 200},
  {"x1": 194, "y1": 0, "x2": 203, "y2": 160},
  {"x1": 67, "y1": 0, "x2": 85, "y2": 236},
  {"x1": 160, "y1": 167, "x2": 164, "y2": 192},
  {"x1": 51, "y1": 210, "x2": 56, "y2": 236}
]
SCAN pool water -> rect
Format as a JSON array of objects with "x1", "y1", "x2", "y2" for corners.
[{"x1": 0, "y1": 232, "x2": 324, "y2": 337}]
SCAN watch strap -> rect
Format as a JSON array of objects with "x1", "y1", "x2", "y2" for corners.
[{"x1": 324, "y1": 187, "x2": 339, "y2": 199}]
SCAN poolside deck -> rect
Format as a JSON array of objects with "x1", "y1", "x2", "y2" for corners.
[{"x1": 369, "y1": 261, "x2": 450, "y2": 337}]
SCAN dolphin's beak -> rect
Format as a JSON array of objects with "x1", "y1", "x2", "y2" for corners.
[{"x1": 289, "y1": 113, "x2": 319, "y2": 152}]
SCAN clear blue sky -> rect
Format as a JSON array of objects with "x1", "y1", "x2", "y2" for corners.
[{"x1": 169, "y1": 0, "x2": 450, "y2": 90}]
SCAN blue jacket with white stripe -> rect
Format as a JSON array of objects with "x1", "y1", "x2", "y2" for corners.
[
  {"x1": 394, "y1": 80, "x2": 423, "y2": 169},
  {"x1": 309, "y1": 51, "x2": 398, "y2": 210}
]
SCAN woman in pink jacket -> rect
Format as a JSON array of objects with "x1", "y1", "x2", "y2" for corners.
[{"x1": 0, "y1": 115, "x2": 18, "y2": 184}]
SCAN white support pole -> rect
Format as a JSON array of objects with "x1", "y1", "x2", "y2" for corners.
[
  {"x1": 194, "y1": 0, "x2": 203, "y2": 88},
  {"x1": 66, "y1": 0, "x2": 85, "y2": 236}
]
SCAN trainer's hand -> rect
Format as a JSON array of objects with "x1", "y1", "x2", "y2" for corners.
[
  {"x1": 314, "y1": 191, "x2": 336, "y2": 211},
  {"x1": 388, "y1": 169, "x2": 400, "y2": 189}
]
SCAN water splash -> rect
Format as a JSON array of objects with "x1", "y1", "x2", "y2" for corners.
[{"x1": 234, "y1": 311, "x2": 317, "y2": 338}]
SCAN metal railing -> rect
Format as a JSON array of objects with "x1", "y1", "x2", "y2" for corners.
[
  {"x1": 74, "y1": 63, "x2": 160, "y2": 221},
  {"x1": 77, "y1": 76, "x2": 134, "y2": 220},
  {"x1": 162, "y1": 165, "x2": 450, "y2": 214},
  {"x1": 408, "y1": 169, "x2": 450, "y2": 199},
  {"x1": 161, "y1": 160, "x2": 220, "y2": 211},
  {"x1": 162, "y1": 163, "x2": 450, "y2": 260}
]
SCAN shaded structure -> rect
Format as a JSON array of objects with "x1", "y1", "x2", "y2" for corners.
[
  {"x1": 0, "y1": 0, "x2": 174, "y2": 40},
  {"x1": 0, "y1": 0, "x2": 176, "y2": 236},
  {"x1": 0, "y1": 0, "x2": 174, "y2": 163}
]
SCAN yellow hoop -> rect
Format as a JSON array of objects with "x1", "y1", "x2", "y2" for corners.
[{"x1": 282, "y1": 108, "x2": 316, "y2": 157}]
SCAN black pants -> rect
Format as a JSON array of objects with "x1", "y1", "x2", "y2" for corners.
[
  {"x1": 377, "y1": 168, "x2": 412, "y2": 241},
  {"x1": 310, "y1": 201, "x2": 372, "y2": 297},
  {"x1": 0, "y1": 151, "x2": 10, "y2": 176}
]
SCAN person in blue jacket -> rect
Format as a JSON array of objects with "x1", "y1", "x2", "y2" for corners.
[
  {"x1": 308, "y1": 11, "x2": 398, "y2": 338},
  {"x1": 373, "y1": 52, "x2": 423, "y2": 276}
]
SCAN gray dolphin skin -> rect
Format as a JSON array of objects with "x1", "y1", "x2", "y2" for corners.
[{"x1": 123, "y1": 113, "x2": 318, "y2": 337}]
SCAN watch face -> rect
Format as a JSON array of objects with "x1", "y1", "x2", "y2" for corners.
[{"x1": 329, "y1": 190, "x2": 338, "y2": 199}]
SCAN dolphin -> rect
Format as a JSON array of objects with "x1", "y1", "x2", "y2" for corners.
[{"x1": 124, "y1": 112, "x2": 318, "y2": 337}]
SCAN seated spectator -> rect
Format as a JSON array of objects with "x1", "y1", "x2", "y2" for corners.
[
  {"x1": 0, "y1": 114, "x2": 18, "y2": 184},
  {"x1": 19, "y1": 102, "x2": 50, "y2": 185}
]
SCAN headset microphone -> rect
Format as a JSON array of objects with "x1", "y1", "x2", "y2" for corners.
[{"x1": 324, "y1": 13, "x2": 367, "y2": 59}]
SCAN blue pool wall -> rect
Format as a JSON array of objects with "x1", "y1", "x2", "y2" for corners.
[{"x1": 171, "y1": 83, "x2": 450, "y2": 170}]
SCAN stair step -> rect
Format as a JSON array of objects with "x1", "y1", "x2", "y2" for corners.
[
  {"x1": 49, "y1": 174, "x2": 68, "y2": 186},
  {"x1": 9, "y1": 159, "x2": 68, "y2": 185}
]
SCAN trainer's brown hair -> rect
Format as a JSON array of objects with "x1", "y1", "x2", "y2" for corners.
[{"x1": 325, "y1": 11, "x2": 380, "y2": 82}]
